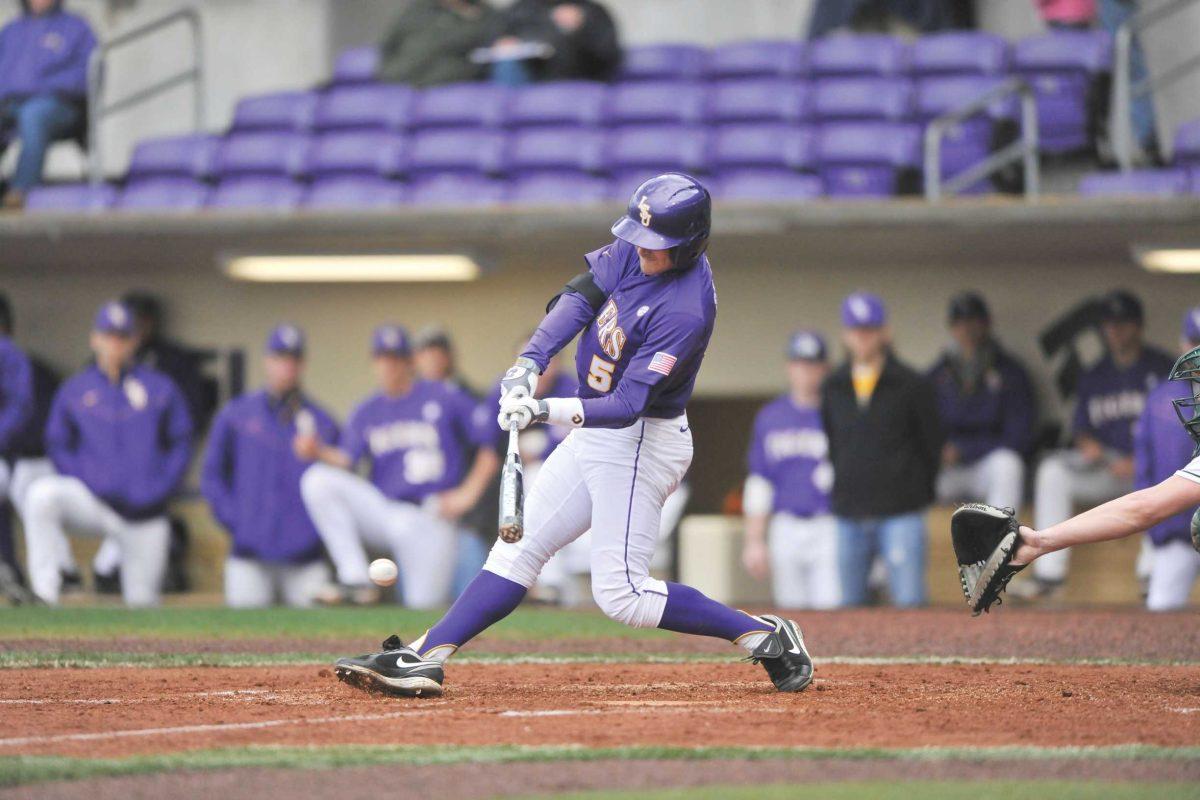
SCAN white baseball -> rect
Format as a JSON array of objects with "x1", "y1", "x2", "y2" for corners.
[{"x1": 368, "y1": 558, "x2": 398, "y2": 587}]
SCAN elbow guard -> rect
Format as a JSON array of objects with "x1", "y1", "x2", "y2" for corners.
[{"x1": 546, "y1": 271, "x2": 607, "y2": 313}]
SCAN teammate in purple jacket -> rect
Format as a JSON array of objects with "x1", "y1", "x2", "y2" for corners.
[
  {"x1": 334, "y1": 173, "x2": 814, "y2": 698},
  {"x1": 202, "y1": 325, "x2": 339, "y2": 607},
  {"x1": 1024, "y1": 290, "x2": 1174, "y2": 598},
  {"x1": 23, "y1": 301, "x2": 192, "y2": 606},
  {"x1": 0, "y1": 302, "x2": 35, "y2": 599},
  {"x1": 301, "y1": 324, "x2": 498, "y2": 608}
]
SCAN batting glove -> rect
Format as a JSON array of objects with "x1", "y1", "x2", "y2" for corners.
[
  {"x1": 498, "y1": 395, "x2": 548, "y2": 431},
  {"x1": 500, "y1": 357, "x2": 540, "y2": 403}
]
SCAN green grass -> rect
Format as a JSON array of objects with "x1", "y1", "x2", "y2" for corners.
[{"x1": 514, "y1": 783, "x2": 1200, "y2": 800}]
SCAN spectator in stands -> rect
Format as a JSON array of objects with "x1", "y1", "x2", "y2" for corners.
[
  {"x1": 1020, "y1": 290, "x2": 1174, "y2": 600},
  {"x1": 487, "y1": 0, "x2": 620, "y2": 85},
  {"x1": 202, "y1": 325, "x2": 338, "y2": 608},
  {"x1": 821, "y1": 293, "x2": 942, "y2": 608},
  {"x1": 1097, "y1": 0, "x2": 1157, "y2": 158},
  {"x1": 742, "y1": 330, "x2": 839, "y2": 610},
  {"x1": 379, "y1": 0, "x2": 497, "y2": 88},
  {"x1": 0, "y1": 0, "x2": 96, "y2": 210},
  {"x1": 1134, "y1": 307, "x2": 1200, "y2": 611},
  {"x1": 929, "y1": 292, "x2": 1034, "y2": 512},
  {"x1": 414, "y1": 326, "x2": 476, "y2": 396},
  {"x1": 807, "y1": 0, "x2": 967, "y2": 39},
  {"x1": 1036, "y1": 0, "x2": 1097, "y2": 29},
  {"x1": 23, "y1": 301, "x2": 192, "y2": 607}
]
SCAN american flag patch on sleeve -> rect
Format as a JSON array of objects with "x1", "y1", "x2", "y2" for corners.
[{"x1": 648, "y1": 352, "x2": 677, "y2": 376}]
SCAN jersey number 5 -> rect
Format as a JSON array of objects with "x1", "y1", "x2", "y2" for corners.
[{"x1": 587, "y1": 355, "x2": 615, "y2": 393}]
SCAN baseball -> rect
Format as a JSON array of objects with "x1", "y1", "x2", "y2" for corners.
[{"x1": 368, "y1": 558, "x2": 398, "y2": 587}]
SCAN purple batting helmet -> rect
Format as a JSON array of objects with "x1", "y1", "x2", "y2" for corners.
[{"x1": 611, "y1": 172, "x2": 711, "y2": 271}]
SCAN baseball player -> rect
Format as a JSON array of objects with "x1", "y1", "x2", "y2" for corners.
[
  {"x1": 300, "y1": 324, "x2": 498, "y2": 608},
  {"x1": 333, "y1": 173, "x2": 813, "y2": 698},
  {"x1": 202, "y1": 325, "x2": 338, "y2": 607},
  {"x1": 929, "y1": 292, "x2": 1034, "y2": 511},
  {"x1": 741, "y1": 330, "x2": 838, "y2": 610},
  {"x1": 23, "y1": 300, "x2": 193, "y2": 606},
  {"x1": 1022, "y1": 290, "x2": 1174, "y2": 599},
  {"x1": 1132, "y1": 308, "x2": 1200, "y2": 610}
]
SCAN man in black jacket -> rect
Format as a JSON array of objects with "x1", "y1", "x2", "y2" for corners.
[{"x1": 821, "y1": 292, "x2": 943, "y2": 607}]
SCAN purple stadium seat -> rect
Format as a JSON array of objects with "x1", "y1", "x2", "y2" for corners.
[
  {"x1": 710, "y1": 124, "x2": 817, "y2": 172},
  {"x1": 305, "y1": 176, "x2": 407, "y2": 209},
  {"x1": 231, "y1": 91, "x2": 319, "y2": 133},
  {"x1": 618, "y1": 44, "x2": 708, "y2": 82},
  {"x1": 809, "y1": 35, "x2": 909, "y2": 77},
  {"x1": 812, "y1": 77, "x2": 914, "y2": 121},
  {"x1": 605, "y1": 81, "x2": 708, "y2": 126},
  {"x1": 115, "y1": 178, "x2": 210, "y2": 211},
  {"x1": 1012, "y1": 31, "x2": 1112, "y2": 155},
  {"x1": 507, "y1": 173, "x2": 611, "y2": 205},
  {"x1": 408, "y1": 173, "x2": 507, "y2": 206},
  {"x1": 1174, "y1": 117, "x2": 1200, "y2": 165},
  {"x1": 217, "y1": 133, "x2": 311, "y2": 178},
  {"x1": 505, "y1": 81, "x2": 607, "y2": 128},
  {"x1": 126, "y1": 134, "x2": 220, "y2": 181},
  {"x1": 24, "y1": 183, "x2": 117, "y2": 213},
  {"x1": 712, "y1": 169, "x2": 822, "y2": 201},
  {"x1": 313, "y1": 85, "x2": 415, "y2": 132},
  {"x1": 1078, "y1": 168, "x2": 1190, "y2": 197},
  {"x1": 209, "y1": 176, "x2": 305, "y2": 210},
  {"x1": 410, "y1": 82, "x2": 508, "y2": 129},
  {"x1": 707, "y1": 79, "x2": 812, "y2": 124},
  {"x1": 307, "y1": 132, "x2": 408, "y2": 178},
  {"x1": 507, "y1": 127, "x2": 606, "y2": 175},
  {"x1": 605, "y1": 125, "x2": 708, "y2": 176},
  {"x1": 408, "y1": 129, "x2": 506, "y2": 175},
  {"x1": 915, "y1": 75, "x2": 1011, "y2": 192},
  {"x1": 910, "y1": 32, "x2": 1009, "y2": 76},
  {"x1": 706, "y1": 40, "x2": 806, "y2": 80},
  {"x1": 332, "y1": 46, "x2": 380, "y2": 86},
  {"x1": 817, "y1": 122, "x2": 921, "y2": 198}
]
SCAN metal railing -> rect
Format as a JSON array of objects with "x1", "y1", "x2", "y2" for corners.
[
  {"x1": 87, "y1": 7, "x2": 205, "y2": 185},
  {"x1": 1111, "y1": 0, "x2": 1200, "y2": 171},
  {"x1": 924, "y1": 77, "x2": 1039, "y2": 201}
]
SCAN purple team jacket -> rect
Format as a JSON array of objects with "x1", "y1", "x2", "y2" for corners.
[
  {"x1": 927, "y1": 344, "x2": 1035, "y2": 463},
  {"x1": 0, "y1": 336, "x2": 34, "y2": 455},
  {"x1": 1134, "y1": 378, "x2": 1196, "y2": 546},
  {"x1": 0, "y1": 2, "x2": 96, "y2": 102}
]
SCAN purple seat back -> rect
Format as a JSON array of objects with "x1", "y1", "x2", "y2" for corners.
[
  {"x1": 231, "y1": 91, "x2": 318, "y2": 133},
  {"x1": 217, "y1": 133, "x2": 311, "y2": 178},
  {"x1": 713, "y1": 169, "x2": 822, "y2": 201},
  {"x1": 25, "y1": 183, "x2": 117, "y2": 213},
  {"x1": 1174, "y1": 117, "x2": 1200, "y2": 165},
  {"x1": 605, "y1": 81, "x2": 708, "y2": 126},
  {"x1": 307, "y1": 132, "x2": 408, "y2": 178},
  {"x1": 332, "y1": 46, "x2": 380, "y2": 85},
  {"x1": 707, "y1": 79, "x2": 811, "y2": 124},
  {"x1": 817, "y1": 122, "x2": 921, "y2": 167},
  {"x1": 508, "y1": 174, "x2": 611, "y2": 205},
  {"x1": 408, "y1": 173, "x2": 507, "y2": 206},
  {"x1": 605, "y1": 125, "x2": 708, "y2": 174},
  {"x1": 1013, "y1": 30, "x2": 1112, "y2": 74},
  {"x1": 1078, "y1": 169, "x2": 1189, "y2": 197},
  {"x1": 711, "y1": 124, "x2": 817, "y2": 171},
  {"x1": 115, "y1": 178, "x2": 210, "y2": 211},
  {"x1": 408, "y1": 129, "x2": 506, "y2": 175},
  {"x1": 209, "y1": 176, "x2": 305, "y2": 210},
  {"x1": 127, "y1": 134, "x2": 220, "y2": 180},
  {"x1": 911, "y1": 32, "x2": 1009, "y2": 76},
  {"x1": 305, "y1": 176, "x2": 407, "y2": 209},
  {"x1": 915, "y1": 75, "x2": 1015, "y2": 121},
  {"x1": 813, "y1": 78, "x2": 914, "y2": 121},
  {"x1": 618, "y1": 44, "x2": 708, "y2": 82},
  {"x1": 314, "y1": 85, "x2": 415, "y2": 132},
  {"x1": 410, "y1": 83, "x2": 508, "y2": 129},
  {"x1": 505, "y1": 81, "x2": 607, "y2": 128},
  {"x1": 809, "y1": 35, "x2": 909, "y2": 77},
  {"x1": 706, "y1": 40, "x2": 806, "y2": 80},
  {"x1": 508, "y1": 127, "x2": 606, "y2": 174}
]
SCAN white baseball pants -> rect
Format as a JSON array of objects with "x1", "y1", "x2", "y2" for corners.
[
  {"x1": 768, "y1": 512, "x2": 841, "y2": 609},
  {"x1": 1032, "y1": 450, "x2": 1131, "y2": 582},
  {"x1": 23, "y1": 475, "x2": 168, "y2": 606},
  {"x1": 1145, "y1": 539, "x2": 1200, "y2": 611},
  {"x1": 300, "y1": 463, "x2": 457, "y2": 609},
  {"x1": 484, "y1": 415, "x2": 692, "y2": 629},
  {"x1": 936, "y1": 448, "x2": 1025, "y2": 511},
  {"x1": 224, "y1": 557, "x2": 332, "y2": 608}
]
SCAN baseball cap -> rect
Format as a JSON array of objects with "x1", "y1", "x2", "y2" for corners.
[
  {"x1": 947, "y1": 291, "x2": 990, "y2": 323},
  {"x1": 414, "y1": 325, "x2": 453, "y2": 351},
  {"x1": 787, "y1": 329, "x2": 827, "y2": 362},
  {"x1": 372, "y1": 323, "x2": 411, "y2": 356},
  {"x1": 1183, "y1": 307, "x2": 1200, "y2": 344},
  {"x1": 266, "y1": 323, "x2": 305, "y2": 357},
  {"x1": 93, "y1": 300, "x2": 135, "y2": 337},
  {"x1": 1098, "y1": 290, "x2": 1143, "y2": 324},
  {"x1": 841, "y1": 292, "x2": 887, "y2": 329}
]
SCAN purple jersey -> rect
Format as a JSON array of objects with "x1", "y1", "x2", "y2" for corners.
[
  {"x1": 46, "y1": 364, "x2": 193, "y2": 520},
  {"x1": 523, "y1": 239, "x2": 717, "y2": 428},
  {"x1": 927, "y1": 343, "x2": 1035, "y2": 463},
  {"x1": 485, "y1": 371, "x2": 578, "y2": 460},
  {"x1": 202, "y1": 390, "x2": 338, "y2": 563},
  {"x1": 1072, "y1": 347, "x2": 1175, "y2": 454},
  {"x1": 1135, "y1": 379, "x2": 1196, "y2": 546},
  {"x1": 0, "y1": 336, "x2": 34, "y2": 455},
  {"x1": 747, "y1": 395, "x2": 832, "y2": 517},
  {"x1": 341, "y1": 380, "x2": 491, "y2": 502}
]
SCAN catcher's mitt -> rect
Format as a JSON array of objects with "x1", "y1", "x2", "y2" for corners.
[{"x1": 950, "y1": 503, "x2": 1025, "y2": 615}]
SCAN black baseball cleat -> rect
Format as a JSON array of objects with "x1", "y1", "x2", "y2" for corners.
[
  {"x1": 748, "y1": 614, "x2": 814, "y2": 693},
  {"x1": 333, "y1": 635, "x2": 444, "y2": 697}
]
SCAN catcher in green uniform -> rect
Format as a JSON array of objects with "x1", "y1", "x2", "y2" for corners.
[{"x1": 953, "y1": 345, "x2": 1200, "y2": 614}]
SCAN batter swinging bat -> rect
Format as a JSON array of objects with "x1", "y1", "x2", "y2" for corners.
[{"x1": 498, "y1": 421, "x2": 524, "y2": 543}]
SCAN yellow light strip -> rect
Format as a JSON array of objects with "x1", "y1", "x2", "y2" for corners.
[
  {"x1": 224, "y1": 255, "x2": 480, "y2": 282},
  {"x1": 1136, "y1": 248, "x2": 1200, "y2": 274}
]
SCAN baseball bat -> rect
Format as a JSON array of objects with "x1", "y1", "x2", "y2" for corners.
[{"x1": 498, "y1": 421, "x2": 525, "y2": 543}]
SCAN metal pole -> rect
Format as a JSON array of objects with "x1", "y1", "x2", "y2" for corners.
[
  {"x1": 189, "y1": 11, "x2": 206, "y2": 131},
  {"x1": 1111, "y1": 25, "x2": 1133, "y2": 173},
  {"x1": 86, "y1": 50, "x2": 103, "y2": 185},
  {"x1": 1019, "y1": 87, "x2": 1039, "y2": 201},
  {"x1": 923, "y1": 124, "x2": 943, "y2": 202}
]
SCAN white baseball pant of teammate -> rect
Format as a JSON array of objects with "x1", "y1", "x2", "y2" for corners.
[
  {"x1": 300, "y1": 463, "x2": 457, "y2": 609},
  {"x1": 23, "y1": 474, "x2": 169, "y2": 606},
  {"x1": 766, "y1": 512, "x2": 841, "y2": 609},
  {"x1": 936, "y1": 448, "x2": 1025, "y2": 511},
  {"x1": 224, "y1": 557, "x2": 332, "y2": 608},
  {"x1": 1145, "y1": 539, "x2": 1200, "y2": 610},
  {"x1": 484, "y1": 415, "x2": 691, "y2": 625}
]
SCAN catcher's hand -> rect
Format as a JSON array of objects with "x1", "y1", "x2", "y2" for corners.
[{"x1": 950, "y1": 503, "x2": 1025, "y2": 615}]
